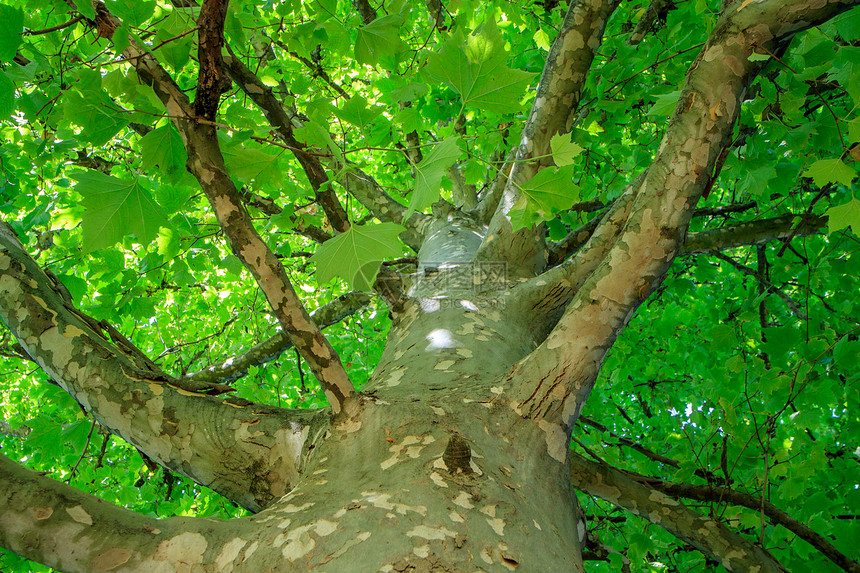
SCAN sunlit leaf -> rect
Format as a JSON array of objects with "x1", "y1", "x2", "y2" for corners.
[
  {"x1": 409, "y1": 137, "x2": 461, "y2": 217},
  {"x1": 804, "y1": 158, "x2": 857, "y2": 187},
  {"x1": 72, "y1": 171, "x2": 169, "y2": 252},
  {"x1": 311, "y1": 223, "x2": 405, "y2": 291},
  {"x1": 355, "y1": 15, "x2": 404, "y2": 67},
  {"x1": 509, "y1": 164, "x2": 579, "y2": 229},
  {"x1": 825, "y1": 195, "x2": 860, "y2": 234}
]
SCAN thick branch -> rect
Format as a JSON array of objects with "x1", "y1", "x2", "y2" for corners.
[
  {"x1": 86, "y1": 2, "x2": 359, "y2": 413},
  {"x1": 342, "y1": 168, "x2": 430, "y2": 251},
  {"x1": 627, "y1": 0, "x2": 675, "y2": 45},
  {"x1": 182, "y1": 292, "x2": 371, "y2": 385},
  {"x1": 643, "y1": 479, "x2": 860, "y2": 573},
  {"x1": 476, "y1": 0, "x2": 620, "y2": 273},
  {"x1": 221, "y1": 48, "x2": 350, "y2": 234},
  {"x1": 505, "y1": 0, "x2": 859, "y2": 433},
  {"x1": 0, "y1": 226, "x2": 325, "y2": 511},
  {"x1": 194, "y1": 0, "x2": 228, "y2": 121},
  {"x1": 507, "y1": 175, "x2": 641, "y2": 341},
  {"x1": 570, "y1": 452, "x2": 789, "y2": 572},
  {"x1": 222, "y1": 49, "x2": 430, "y2": 246},
  {"x1": 681, "y1": 214, "x2": 826, "y2": 254},
  {"x1": 353, "y1": 0, "x2": 377, "y2": 24}
]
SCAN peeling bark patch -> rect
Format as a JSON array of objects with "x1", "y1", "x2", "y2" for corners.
[
  {"x1": 154, "y1": 532, "x2": 207, "y2": 566},
  {"x1": 66, "y1": 505, "x2": 92, "y2": 525},
  {"x1": 281, "y1": 502, "x2": 315, "y2": 513},
  {"x1": 431, "y1": 471, "x2": 448, "y2": 487},
  {"x1": 278, "y1": 525, "x2": 315, "y2": 560},
  {"x1": 486, "y1": 517, "x2": 506, "y2": 535},
  {"x1": 538, "y1": 419, "x2": 568, "y2": 462},
  {"x1": 453, "y1": 492, "x2": 474, "y2": 509},
  {"x1": 89, "y1": 547, "x2": 131, "y2": 572},
  {"x1": 386, "y1": 368, "x2": 406, "y2": 387},
  {"x1": 215, "y1": 538, "x2": 246, "y2": 572},
  {"x1": 406, "y1": 524, "x2": 457, "y2": 540},
  {"x1": 32, "y1": 506, "x2": 53, "y2": 519},
  {"x1": 363, "y1": 492, "x2": 428, "y2": 516},
  {"x1": 648, "y1": 490, "x2": 680, "y2": 506}
]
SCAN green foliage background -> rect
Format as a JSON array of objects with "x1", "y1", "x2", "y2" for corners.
[{"x1": 0, "y1": 0, "x2": 858, "y2": 570}]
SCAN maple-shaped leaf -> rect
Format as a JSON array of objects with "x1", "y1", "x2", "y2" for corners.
[
  {"x1": 311, "y1": 223, "x2": 405, "y2": 291},
  {"x1": 63, "y1": 70, "x2": 129, "y2": 147},
  {"x1": 409, "y1": 137, "x2": 461, "y2": 218},
  {"x1": 426, "y1": 21, "x2": 535, "y2": 114},
  {"x1": 334, "y1": 96, "x2": 384, "y2": 131},
  {"x1": 738, "y1": 166, "x2": 777, "y2": 196},
  {"x1": 825, "y1": 195, "x2": 860, "y2": 235},
  {"x1": 550, "y1": 134, "x2": 584, "y2": 166},
  {"x1": 223, "y1": 146, "x2": 284, "y2": 187},
  {"x1": 509, "y1": 164, "x2": 579, "y2": 229},
  {"x1": 804, "y1": 158, "x2": 858, "y2": 187},
  {"x1": 140, "y1": 123, "x2": 187, "y2": 183},
  {"x1": 72, "y1": 171, "x2": 169, "y2": 252},
  {"x1": 355, "y1": 14, "x2": 404, "y2": 67}
]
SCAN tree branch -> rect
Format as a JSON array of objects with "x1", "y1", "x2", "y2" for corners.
[
  {"x1": 570, "y1": 452, "x2": 789, "y2": 572},
  {"x1": 681, "y1": 214, "x2": 826, "y2": 254},
  {"x1": 0, "y1": 225, "x2": 327, "y2": 511},
  {"x1": 504, "y1": 0, "x2": 859, "y2": 437},
  {"x1": 476, "y1": 0, "x2": 620, "y2": 274},
  {"x1": 221, "y1": 47, "x2": 350, "y2": 234},
  {"x1": 81, "y1": 0, "x2": 360, "y2": 413},
  {"x1": 709, "y1": 250, "x2": 807, "y2": 319},
  {"x1": 182, "y1": 292, "x2": 371, "y2": 385},
  {"x1": 353, "y1": 0, "x2": 377, "y2": 24},
  {"x1": 626, "y1": 0, "x2": 675, "y2": 45},
  {"x1": 642, "y1": 478, "x2": 860, "y2": 573}
]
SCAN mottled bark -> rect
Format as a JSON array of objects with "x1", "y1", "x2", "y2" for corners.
[
  {"x1": 2, "y1": 0, "x2": 857, "y2": 571},
  {"x1": 569, "y1": 452, "x2": 789, "y2": 573},
  {"x1": 476, "y1": 0, "x2": 621, "y2": 275},
  {"x1": 87, "y1": 1, "x2": 358, "y2": 413},
  {"x1": 0, "y1": 226, "x2": 327, "y2": 512}
]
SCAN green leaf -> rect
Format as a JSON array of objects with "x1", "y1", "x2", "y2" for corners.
[
  {"x1": 825, "y1": 195, "x2": 860, "y2": 234},
  {"x1": 409, "y1": 137, "x2": 461, "y2": 217},
  {"x1": 63, "y1": 70, "x2": 129, "y2": 147},
  {"x1": 355, "y1": 15, "x2": 404, "y2": 67},
  {"x1": 311, "y1": 223, "x2": 405, "y2": 291},
  {"x1": 72, "y1": 0, "x2": 96, "y2": 19},
  {"x1": 140, "y1": 124, "x2": 187, "y2": 183},
  {"x1": 426, "y1": 22, "x2": 535, "y2": 114},
  {"x1": 72, "y1": 171, "x2": 169, "y2": 252},
  {"x1": 804, "y1": 158, "x2": 857, "y2": 187},
  {"x1": 647, "y1": 91, "x2": 682, "y2": 116},
  {"x1": 334, "y1": 96, "x2": 384, "y2": 131},
  {"x1": 533, "y1": 28, "x2": 551, "y2": 51},
  {"x1": 156, "y1": 10, "x2": 195, "y2": 71},
  {"x1": 0, "y1": 5, "x2": 24, "y2": 63},
  {"x1": 106, "y1": 0, "x2": 155, "y2": 27},
  {"x1": 738, "y1": 165, "x2": 777, "y2": 196},
  {"x1": 0, "y1": 71, "x2": 14, "y2": 118},
  {"x1": 294, "y1": 121, "x2": 344, "y2": 164},
  {"x1": 550, "y1": 134, "x2": 584, "y2": 166},
  {"x1": 509, "y1": 164, "x2": 579, "y2": 229},
  {"x1": 224, "y1": 147, "x2": 283, "y2": 187}
]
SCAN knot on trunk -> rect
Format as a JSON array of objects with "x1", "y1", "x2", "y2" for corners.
[{"x1": 443, "y1": 434, "x2": 473, "y2": 475}]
